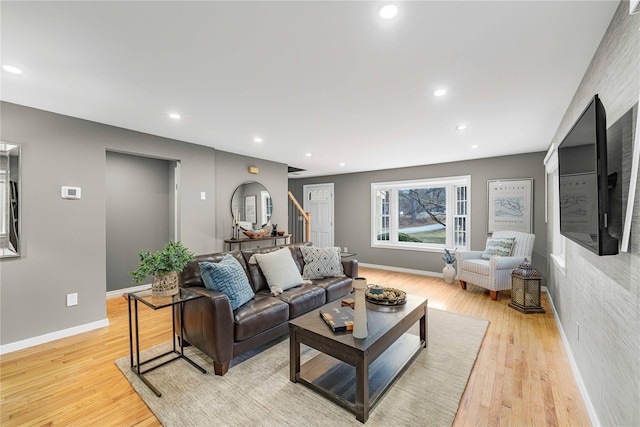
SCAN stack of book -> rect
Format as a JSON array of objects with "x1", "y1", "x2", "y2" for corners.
[{"x1": 319, "y1": 306, "x2": 354, "y2": 332}]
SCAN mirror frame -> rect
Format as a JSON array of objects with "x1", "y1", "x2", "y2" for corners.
[
  {"x1": 230, "y1": 181, "x2": 272, "y2": 229},
  {"x1": 1, "y1": 142, "x2": 21, "y2": 258}
]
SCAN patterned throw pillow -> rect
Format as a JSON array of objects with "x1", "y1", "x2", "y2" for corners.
[
  {"x1": 199, "y1": 254, "x2": 255, "y2": 310},
  {"x1": 300, "y1": 246, "x2": 344, "y2": 280},
  {"x1": 482, "y1": 237, "x2": 516, "y2": 259}
]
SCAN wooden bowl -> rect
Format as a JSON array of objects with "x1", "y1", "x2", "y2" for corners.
[
  {"x1": 278, "y1": 231, "x2": 286, "y2": 236},
  {"x1": 243, "y1": 229, "x2": 270, "y2": 239}
]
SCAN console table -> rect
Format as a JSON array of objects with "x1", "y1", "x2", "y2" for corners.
[{"x1": 224, "y1": 233, "x2": 291, "y2": 251}]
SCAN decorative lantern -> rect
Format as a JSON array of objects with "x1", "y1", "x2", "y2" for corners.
[{"x1": 508, "y1": 258, "x2": 545, "y2": 314}]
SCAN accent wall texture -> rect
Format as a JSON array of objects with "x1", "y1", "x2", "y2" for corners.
[{"x1": 546, "y1": 2, "x2": 639, "y2": 425}]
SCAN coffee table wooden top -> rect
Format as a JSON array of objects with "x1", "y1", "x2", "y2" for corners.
[{"x1": 289, "y1": 293, "x2": 428, "y2": 352}]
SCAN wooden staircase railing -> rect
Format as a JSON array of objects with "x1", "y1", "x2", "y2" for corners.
[{"x1": 288, "y1": 191, "x2": 311, "y2": 242}]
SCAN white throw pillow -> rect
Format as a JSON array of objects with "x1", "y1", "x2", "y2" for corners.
[
  {"x1": 300, "y1": 246, "x2": 344, "y2": 279},
  {"x1": 253, "y1": 248, "x2": 304, "y2": 295}
]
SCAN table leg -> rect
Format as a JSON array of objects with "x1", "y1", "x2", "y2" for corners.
[
  {"x1": 355, "y1": 352, "x2": 370, "y2": 423},
  {"x1": 289, "y1": 330, "x2": 300, "y2": 382},
  {"x1": 128, "y1": 294, "x2": 134, "y2": 369},
  {"x1": 420, "y1": 305, "x2": 428, "y2": 348}
]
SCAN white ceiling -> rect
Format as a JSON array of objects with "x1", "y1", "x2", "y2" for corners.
[{"x1": 1, "y1": 1, "x2": 618, "y2": 178}]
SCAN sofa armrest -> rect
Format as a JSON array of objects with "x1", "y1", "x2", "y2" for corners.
[
  {"x1": 342, "y1": 259, "x2": 358, "y2": 278},
  {"x1": 177, "y1": 287, "x2": 234, "y2": 367},
  {"x1": 491, "y1": 256, "x2": 526, "y2": 270}
]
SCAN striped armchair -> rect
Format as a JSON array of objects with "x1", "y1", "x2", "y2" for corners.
[{"x1": 458, "y1": 231, "x2": 535, "y2": 301}]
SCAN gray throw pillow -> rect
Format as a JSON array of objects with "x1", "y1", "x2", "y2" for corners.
[{"x1": 300, "y1": 246, "x2": 344, "y2": 280}]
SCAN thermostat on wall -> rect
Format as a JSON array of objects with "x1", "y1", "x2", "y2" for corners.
[{"x1": 61, "y1": 186, "x2": 81, "y2": 200}]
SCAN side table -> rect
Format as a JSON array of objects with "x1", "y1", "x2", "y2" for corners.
[{"x1": 128, "y1": 287, "x2": 207, "y2": 397}]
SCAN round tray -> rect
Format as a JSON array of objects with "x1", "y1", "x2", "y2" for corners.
[{"x1": 364, "y1": 286, "x2": 407, "y2": 306}]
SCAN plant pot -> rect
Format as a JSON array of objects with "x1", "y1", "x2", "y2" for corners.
[
  {"x1": 442, "y1": 264, "x2": 456, "y2": 284},
  {"x1": 152, "y1": 271, "x2": 180, "y2": 297}
]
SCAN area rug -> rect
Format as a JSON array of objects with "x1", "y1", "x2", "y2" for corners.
[{"x1": 115, "y1": 309, "x2": 488, "y2": 426}]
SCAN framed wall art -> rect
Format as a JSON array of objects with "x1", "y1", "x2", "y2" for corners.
[{"x1": 487, "y1": 178, "x2": 533, "y2": 233}]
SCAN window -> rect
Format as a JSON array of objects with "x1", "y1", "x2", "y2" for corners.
[
  {"x1": 371, "y1": 176, "x2": 470, "y2": 252},
  {"x1": 545, "y1": 144, "x2": 566, "y2": 275}
]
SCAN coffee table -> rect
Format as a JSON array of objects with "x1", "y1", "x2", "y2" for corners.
[{"x1": 289, "y1": 294, "x2": 428, "y2": 423}]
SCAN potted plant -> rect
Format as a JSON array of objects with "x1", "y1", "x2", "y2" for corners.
[
  {"x1": 442, "y1": 248, "x2": 457, "y2": 284},
  {"x1": 130, "y1": 241, "x2": 195, "y2": 297}
]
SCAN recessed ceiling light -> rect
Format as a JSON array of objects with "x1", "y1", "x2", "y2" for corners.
[
  {"x1": 433, "y1": 89, "x2": 447, "y2": 97},
  {"x1": 254, "y1": 137, "x2": 263, "y2": 143},
  {"x1": 168, "y1": 113, "x2": 181, "y2": 119},
  {"x1": 339, "y1": 162, "x2": 346, "y2": 166},
  {"x1": 456, "y1": 124, "x2": 468, "y2": 131},
  {"x1": 305, "y1": 153, "x2": 312, "y2": 157},
  {"x1": 471, "y1": 144, "x2": 479, "y2": 149},
  {"x1": 379, "y1": 5, "x2": 398, "y2": 19},
  {"x1": 2, "y1": 65, "x2": 23, "y2": 74}
]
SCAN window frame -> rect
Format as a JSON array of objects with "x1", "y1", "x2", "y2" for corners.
[
  {"x1": 544, "y1": 143, "x2": 566, "y2": 276},
  {"x1": 370, "y1": 175, "x2": 471, "y2": 253}
]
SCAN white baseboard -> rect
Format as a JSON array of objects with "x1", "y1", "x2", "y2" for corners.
[
  {"x1": 358, "y1": 262, "x2": 444, "y2": 278},
  {"x1": 0, "y1": 318, "x2": 110, "y2": 355},
  {"x1": 546, "y1": 292, "x2": 600, "y2": 427},
  {"x1": 106, "y1": 283, "x2": 151, "y2": 299}
]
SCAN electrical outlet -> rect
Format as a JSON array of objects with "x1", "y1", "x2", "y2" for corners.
[
  {"x1": 66, "y1": 293, "x2": 78, "y2": 307},
  {"x1": 344, "y1": 247, "x2": 348, "y2": 253}
]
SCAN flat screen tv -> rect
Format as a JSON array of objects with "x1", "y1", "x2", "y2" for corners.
[{"x1": 558, "y1": 94, "x2": 618, "y2": 255}]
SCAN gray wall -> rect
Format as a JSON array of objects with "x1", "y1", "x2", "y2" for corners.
[
  {"x1": 545, "y1": 3, "x2": 640, "y2": 426},
  {"x1": 290, "y1": 151, "x2": 547, "y2": 277},
  {"x1": 0, "y1": 102, "x2": 288, "y2": 347},
  {"x1": 105, "y1": 152, "x2": 171, "y2": 292},
  {"x1": 215, "y1": 150, "x2": 288, "y2": 251}
]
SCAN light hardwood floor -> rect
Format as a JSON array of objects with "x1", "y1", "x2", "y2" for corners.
[{"x1": 1, "y1": 266, "x2": 590, "y2": 426}]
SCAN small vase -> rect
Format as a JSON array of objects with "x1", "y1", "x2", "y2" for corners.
[
  {"x1": 352, "y1": 277, "x2": 368, "y2": 339},
  {"x1": 442, "y1": 264, "x2": 456, "y2": 284},
  {"x1": 152, "y1": 271, "x2": 180, "y2": 297}
]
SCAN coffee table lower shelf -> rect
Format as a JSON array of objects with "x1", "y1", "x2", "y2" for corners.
[{"x1": 294, "y1": 333, "x2": 422, "y2": 420}]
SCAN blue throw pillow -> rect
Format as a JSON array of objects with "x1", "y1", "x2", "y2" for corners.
[{"x1": 199, "y1": 254, "x2": 255, "y2": 310}]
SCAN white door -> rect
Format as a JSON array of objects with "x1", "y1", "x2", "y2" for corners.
[{"x1": 303, "y1": 183, "x2": 334, "y2": 247}]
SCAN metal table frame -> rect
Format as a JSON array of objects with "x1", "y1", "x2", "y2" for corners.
[{"x1": 127, "y1": 288, "x2": 207, "y2": 397}]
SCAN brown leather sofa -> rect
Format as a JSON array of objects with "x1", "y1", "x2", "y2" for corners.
[{"x1": 178, "y1": 243, "x2": 358, "y2": 375}]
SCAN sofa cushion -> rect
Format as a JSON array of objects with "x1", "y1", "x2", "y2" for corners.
[
  {"x1": 199, "y1": 254, "x2": 255, "y2": 310},
  {"x1": 273, "y1": 284, "x2": 326, "y2": 319},
  {"x1": 233, "y1": 293, "x2": 289, "y2": 342},
  {"x1": 312, "y1": 276, "x2": 353, "y2": 303},
  {"x1": 252, "y1": 248, "x2": 305, "y2": 295},
  {"x1": 300, "y1": 246, "x2": 344, "y2": 279},
  {"x1": 482, "y1": 237, "x2": 515, "y2": 259}
]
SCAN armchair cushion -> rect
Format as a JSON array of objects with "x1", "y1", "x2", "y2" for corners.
[
  {"x1": 462, "y1": 259, "x2": 490, "y2": 276},
  {"x1": 199, "y1": 254, "x2": 255, "y2": 310},
  {"x1": 482, "y1": 237, "x2": 515, "y2": 259}
]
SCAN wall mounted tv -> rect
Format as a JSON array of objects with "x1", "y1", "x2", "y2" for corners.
[{"x1": 558, "y1": 94, "x2": 618, "y2": 256}]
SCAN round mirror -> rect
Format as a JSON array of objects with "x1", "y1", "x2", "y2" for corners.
[{"x1": 230, "y1": 181, "x2": 272, "y2": 229}]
